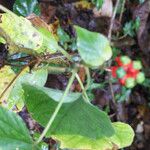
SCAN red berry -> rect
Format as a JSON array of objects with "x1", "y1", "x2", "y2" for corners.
[
  {"x1": 119, "y1": 75, "x2": 129, "y2": 85},
  {"x1": 110, "y1": 66, "x2": 118, "y2": 78},
  {"x1": 115, "y1": 57, "x2": 123, "y2": 66},
  {"x1": 123, "y1": 62, "x2": 132, "y2": 71}
]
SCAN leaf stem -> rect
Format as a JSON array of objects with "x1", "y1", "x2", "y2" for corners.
[
  {"x1": 75, "y1": 73, "x2": 90, "y2": 103},
  {"x1": 85, "y1": 67, "x2": 91, "y2": 91},
  {"x1": 58, "y1": 46, "x2": 72, "y2": 61},
  {"x1": 35, "y1": 69, "x2": 77, "y2": 145}
]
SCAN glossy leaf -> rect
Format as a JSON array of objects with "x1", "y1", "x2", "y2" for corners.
[
  {"x1": 0, "y1": 106, "x2": 39, "y2": 150},
  {"x1": 53, "y1": 122, "x2": 134, "y2": 150},
  {"x1": 75, "y1": 26, "x2": 112, "y2": 67},
  {"x1": 23, "y1": 84, "x2": 115, "y2": 139},
  {"x1": 13, "y1": 0, "x2": 40, "y2": 17}
]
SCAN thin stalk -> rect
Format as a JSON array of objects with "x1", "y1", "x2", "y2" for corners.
[
  {"x1": 0, "y1": 60, "x2": 37, "y2": 100},
  {"x1": 58, "y1": 46, "x2": 72, "y2": 61},
  {"x1": 108, "y1": 0, "x2": 120, "y2": 41},
  {"x1": 75, "y1": 73, "x2": 90, "y2": 103},
  {"x1": 85, "y1": 67, "x2": 91, "y2": 91},
  {"x1": 119, "y1": 0, "x2": 126, "y2": 23},
  {"x1": 107, "y1": 0, "x2": 120, "y2": 105},
  {"x1": 35, "y1": 69, "x2": 77, "y2": 145}
]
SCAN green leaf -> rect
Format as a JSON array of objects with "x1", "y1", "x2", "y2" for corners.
[
  {"x1": 0, "y1": 11, "x2": 57, "y2": 54},
  {"x1": 7, "y1": 68, "x2": 48, "y2": 110},
  {"x1": 53, "y1": 122, "x2": 134, "y2": 150},
  {"x1": 13, "y1": 0, "x2": 40, "y2": 17},
  {"x1": 57, "y1": 26, "x2": 70, "y2": 45},
  {"x1": 110, "y1": 122, "x2": 135, "y2": 149},
  {"x1": 37, "y1": 28, "x2": 60, "y2": 53},
  {"x1": 39, "y1": 87, "x2": 81, "y2": 103},
  {"x1": 0, "y1": 36, "x2": 6, "y2": 44},
  {"x1": 0, "y1": 106, "x2": 39, "y2": 150},
  {"x1": 0, "y1": 65, "x2": 16, "y2": 99},
  {"x1": 92, "y1": 0, "x2": 104, "y2": 10},
  {"x1": 75, "y1": 26, "x2": 112, "y2": 68},
  {"x1": 23, "y1": 84, "x2": 115, "y2": 139}
]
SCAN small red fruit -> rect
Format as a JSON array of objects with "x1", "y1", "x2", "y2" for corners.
[
  {"x1": 119, "y1": 75, "x2": 128, "y2": 85},
  {"x1": 110, "y1": 66, "x2": 118, "y2": 78},
  {"x1": 115, "y1": 57, "x2": 123, "y2": 66}
]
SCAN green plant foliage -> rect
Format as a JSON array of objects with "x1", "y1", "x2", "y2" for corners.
[
  {"x1": 0, "y1": 106, "x2": 39, "y2": 150},
  {"x1": 75, "y1": 26, "x2": 112, "y2": 68},
  {"x1": 39, "y1": 87, "x2": 81, "y2": 103},
  {"x1": 0, "y1": 66, "x2": 16, "y2": 99},
  {"x1": 13, "y1": 0, "x2": 40, "y2": 17},
  {"x1": 57, "y1": 26, "x2": 70, "y2": 45},
  {"x1": 7, "y1": 68, "x2": 48, "y2": 110},
  {"x1": 0, "y1": 36, "x2": 6, "y2": 44},
  {"x1": 91, "y1": 0, "x2": 104, "y2": 10},
  {"x1": 54, "y1": 122, "x2": 134, "y2": 150},
  {"x1": 23, "y1": 84, "x2": 115, "y2": 139},
  {"x1": 0, "y1": 11, "x2": 57, "y2": 54},
  {"x1": 37, "y1": 28, "x2": 60, "y2": 53},
  {"x1": 123, "y1": 17, "x2": 140, "y2": 37}
]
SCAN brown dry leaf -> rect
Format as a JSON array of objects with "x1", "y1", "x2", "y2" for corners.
[
  {"x1": 133, "y1": 0, "x2": 150, "y2": 53},
  {"x1": 27, "y1": 14, "x2": 51, "y2": 31},
  {"x1": 27, "y1": 14, "x2": 59, "y2": 40},
  {"x1": 93, "y1": 0, "x2": 113, "y2": 17}
]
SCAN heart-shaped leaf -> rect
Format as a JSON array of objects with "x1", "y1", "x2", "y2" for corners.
[
  {"x1": 23, "y1": 84, "x2": 115, "y2": 140},
  {"x1": 75, "y1": 26, "x2": 112, "y2": 67},
  {"x1": 13, "y1": 0, "x2": 40, "y2": 17}
]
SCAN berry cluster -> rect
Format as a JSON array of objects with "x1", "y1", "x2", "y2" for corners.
[{"x1": 110, "y1": 56, "x2": 145, "y2": 88}]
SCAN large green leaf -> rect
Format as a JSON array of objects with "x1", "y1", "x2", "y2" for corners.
[
  {"x1": 75, "y1": 26, "x2": 112, "y2": 67},
  {"x1": 23, "y1": 84, "x2": 115, "y2": 139},
  {"x1": 13, "y1": 0, "x2": 40, "y2": 17},
  {"x1": 53, "y1": 122, "x2": 134, "y2": 150},
  {"x1": 0, "y1": 106, "x2": 39, "y2": 150},
  {"x1": 0, "y1": 10, "x2": 57, "y2": 54},
  {"x1": 39, "y1": 86, "x2": 81, "y2": 103},
  {"x1": 7, "y1": 68, "x2": 48, "y2": 110}
]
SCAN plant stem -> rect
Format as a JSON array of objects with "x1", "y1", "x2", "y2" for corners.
[
  {"x1": 119, "y1": 0, "x2": 126, "y2": 23},
  {"x1": 0, "y1": 60, "x2": 37, "y2": 100},
  {"x1": 75, "y1": 73, "x2": 90, "y2": 103},
  {"x1": 58, "y1": 46, "x2": 72, "y2": 61},
  {"x1": 35, "y1": 69, "x2": 77, "y2": 145},
  {"x1": 85, "y1": 67, "x2": 91, "y2": 91},
  {"x1": 108, "y1": 0, "x2": 120, "y2": 41},
  {"x1": 107, "y1": 0, "x2": 120, "y2": 106}
]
